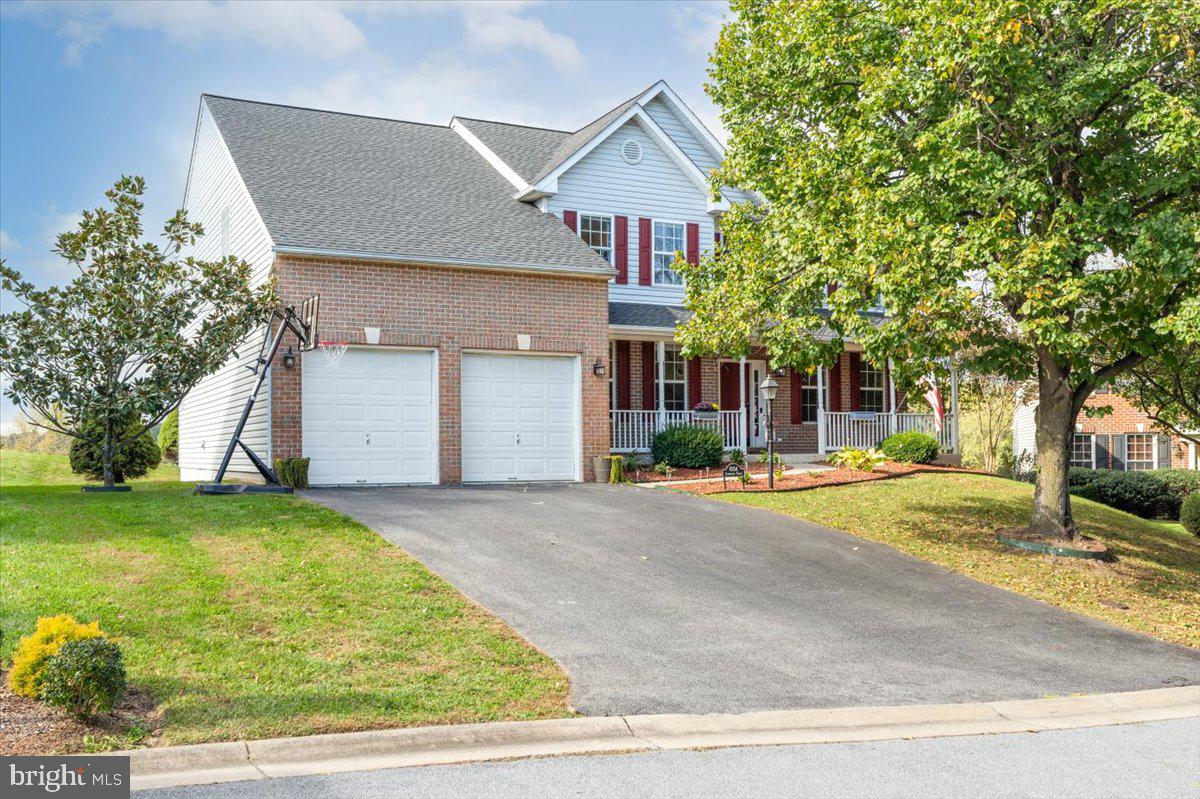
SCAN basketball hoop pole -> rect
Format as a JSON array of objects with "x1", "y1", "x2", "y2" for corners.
[{"x1": 198, "y1": 302, "x2": 315, "y2": 494}]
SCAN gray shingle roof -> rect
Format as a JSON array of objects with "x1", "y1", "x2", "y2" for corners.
[
  {"x1": 202, "y1": 95, "x2": 614, "y2": 276},
  {"x1": 452, "y1": 118, "x2": 570, "y2": 184},
  {"x1": 457, "y1": 84, "x2": 655, "y2": 189},
  {"x1": 609, "y1": 302, "x2": 691, "y2": 329}
]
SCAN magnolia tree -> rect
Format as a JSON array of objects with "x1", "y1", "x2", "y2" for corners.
[
  {"x1": 0, "y1": 176, "x2": 276, "y2": 488},
  {"x1": 680, "y1": 0, "x2": 1199, "y2": 539}
]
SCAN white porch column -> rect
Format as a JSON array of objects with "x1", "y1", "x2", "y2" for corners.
[
  {"x1": 738, "y1": 356, "x2": 747, "y2": 452},
  {"x1": 950, "y1": 366, "x2": 960, "y2": 454},
  {"x1": 816, "y1": 365, "x2": 827, "y2": 454},
  {"x1": 887, "y1": 358, "x2": 897, "y2": 438},
  {"x1": 656, "y1": 340, "x2": 666, "y2": 431}
]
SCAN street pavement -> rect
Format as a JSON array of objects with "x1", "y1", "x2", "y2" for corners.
[{"x1": 140, "y1": 717, "x2": 1200, "y2": 798}]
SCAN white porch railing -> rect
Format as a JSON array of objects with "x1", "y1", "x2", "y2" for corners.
[
  {"x1": 823, "y1": 411, "x2": 956, "y2": 453},
  {"x1": 611, "y1": 409, "x2": 745, "y2": 453}
]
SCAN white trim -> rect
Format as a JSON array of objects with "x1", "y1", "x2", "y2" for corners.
[
  {"x1": 272, "y1": 245, "x2": 615, "y2": 279},
  {"x1": 450, "y1": 118, "x2": 531, "y2": 193},
  {"x1": 523, "y1": 105, "x2": 715, "y2": 201},
  {"x1": 608, "y1": 325, "x2": 677, "y2": 339},
  {"x1": 650, "y1": 218, "x2": 687, "y2": 287},
  {"x1": 638, "y1": 81, "x2": 726, "y2": 162}
]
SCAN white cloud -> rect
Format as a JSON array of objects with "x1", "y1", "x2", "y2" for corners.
[
  {"x1": 461, "y1": 4, "x2": 584, "y2": 72},
  {"x1": 672, "y1": 1, "x2": 727, "y2": 56},
  {"x1": 0, "y1": 230, "x2": 19, "y2": 253}
]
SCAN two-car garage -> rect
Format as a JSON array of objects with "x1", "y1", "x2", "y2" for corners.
[{"x1": 302, "y1": 348, "x2": 580, "y2": 486}]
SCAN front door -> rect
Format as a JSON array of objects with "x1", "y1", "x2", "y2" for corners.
[{"x1": 719, "y1": 361, "x2": 768, "y2": 448}]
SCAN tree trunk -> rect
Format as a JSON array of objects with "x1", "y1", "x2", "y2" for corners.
[
  {"x1": 1028, "y1": 355, "x2": 1078, "y2": 539},
  {"x1": 102, "y1": 418, "x2": 116, "y2": 488}
]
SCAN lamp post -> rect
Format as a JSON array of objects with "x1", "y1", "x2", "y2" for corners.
[{"x1": 759, "y1": 376, "x2": 779, "y2": 489}]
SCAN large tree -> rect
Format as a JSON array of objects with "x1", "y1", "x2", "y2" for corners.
[
  {"x1": 680, "y1": 0, "x2": 1199, "y2": 539},
  {"x1": 0, "y1": 176, "x2": 276, "y2": 487}
]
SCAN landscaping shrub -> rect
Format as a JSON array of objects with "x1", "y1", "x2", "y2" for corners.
[
  {"x1": 1181, "y1": 493, "x2": 1200, "y2": 537},
  {"x1": 157, "y1": 408, "x2": 179, "y2": 463},
  {"x1": 273, "y1": 457, "x2": 311, "y2": 489},
  {"x1": 1070, "y1": 470, "x2": 1172, "y2": 519},
  {"x1": 8, "y1": 615, "x2": 104, "y2": 698},
  {"x1": 828, "y1": 447, "x2": 886, "y2": 472},
  {"x1": 70, "y1": 415, "x2": 160, "y2": 483},
  {"x1": 879, "y1": 431, "x2": 940, "y2": 464},
  {"x1": 650, "y1": 425, "x2": 724, "y2": 468},
  {"x1": 1068, "y1": 468, "x2": 1198, "y2": 519},
  {"x1": 40, "y1": 637, "x2": 126, "y2": 719}
]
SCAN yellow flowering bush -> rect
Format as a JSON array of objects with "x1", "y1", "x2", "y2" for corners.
[{"x1": 7, "y1": 615, "x2": 105, "y2": 698}]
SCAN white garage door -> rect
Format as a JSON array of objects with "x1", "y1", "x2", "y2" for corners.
[
  {"x1": 461, "y1": 353, "x2": 579, "y2": 482},
  {"x1": 303, "y1": 348, "x2": 437, "y2": 485}
]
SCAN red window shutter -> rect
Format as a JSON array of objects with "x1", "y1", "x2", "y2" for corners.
[
  {"x1": 641, "y1": 341, "x2": 656, "y2": 410},
  {"x1": 614, "y1": 215, "x2": 629, "y2": 284},
  {"x1": 849, "y1": 352, "x2": 862, "y2": 411},
  {"x1": 686, "y1": 222, "x2": 700, "y2": 266},
  {"x1": 688, "y1": 358, "x2": 701, "y2": 407},
  {"x1": 790, "y1": 368, "x2": 802, "y2": 424},
  {"x1": 563, "y1": 210, "x2": 578, "y2": 233},
  {"x1": 638, "y1": 217, "x2": 652, "y2": 285},
  {"x1": 829, "y1": 360, "x2": 842, "y2": 412},
  {"x1": 616, "y1": 341, "x2": 632, "y2": 410}
]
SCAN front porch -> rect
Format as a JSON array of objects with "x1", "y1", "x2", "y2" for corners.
[{"x1": 607, "y1": 338, "x2": 958, "y2": 457}]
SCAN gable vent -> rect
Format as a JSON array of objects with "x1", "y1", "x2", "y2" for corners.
[{"x1": 621, "y1": 139, "x2": 643, "y2": 165}]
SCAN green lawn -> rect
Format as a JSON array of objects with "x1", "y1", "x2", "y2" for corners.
[
  {"x1": 0, "y1": 449, "x2": 179, "y2": 486},
  {"x1": 0, "y1": 451, "x2": 569, "y2": 746},
  {"x1": 719, "y1": 472, "x2": 1199, "y2": 648}
]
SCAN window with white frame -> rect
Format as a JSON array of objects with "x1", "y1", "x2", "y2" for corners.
[
  {"x1": 580, "y1": 214, "x2": 612, "y2": 263},
  {"x1": 1071, "y1": 434, "x2": 1094, "y2": 468},
  {"x1": 1125, "y1": 433, "x2": 1155, "y2": 470},
  {"x1": 656, "y1": 345, "x2": 687, "y2": 411},
  {"x1": 859, "y1": 360, "x2": 886, "y2": 413},
  {"x1": 802, "y1": 371, "x2": 819, "y2": 423},
  {"x1": 653, "y1": 221, "x2": 685, "y2": 286}
]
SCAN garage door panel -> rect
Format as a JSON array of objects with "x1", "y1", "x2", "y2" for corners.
[
  {"x1": 462, "y1": 353, "x2": 578, "y2": 482},
  {"x1": 303, "y1": 348, "x2": 436, "y2": 485}
]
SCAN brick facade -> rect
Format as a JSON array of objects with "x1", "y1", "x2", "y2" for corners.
[
  {"x1": 1076, "y1": 391, "x2": 1191, "y2": 469},
  {"x1": 270, "y1": 254, "x2": 611, "y2": 482}
]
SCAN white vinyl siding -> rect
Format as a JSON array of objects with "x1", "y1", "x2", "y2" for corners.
[
  {"x1": 1011, "y1": 391, "x2": 1037, "y2": 466},
  {"x1": 547, "y1": 117, "x2": 713, "y2": 306},
  {"x1": 177, "y1": 100, "x2": 275, "y2": 482},
  {"x1": 642, "y1": 97, "x2": 751, "y2": 205}
]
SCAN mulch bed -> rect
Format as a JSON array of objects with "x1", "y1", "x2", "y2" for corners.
[
  {"x1": 626, "y1": 461, "x2": 775, "y2": 483},
  {"x1": 0, "y1": 672, "x2": 159, "y2": 755},
  {"x1": 668, "y1": 461, "x2": 975, "y2": 495}
]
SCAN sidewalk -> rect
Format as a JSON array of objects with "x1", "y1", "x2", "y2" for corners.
[{"x1": 110, "y1": 686, "x2": 1200, "y2": 791}]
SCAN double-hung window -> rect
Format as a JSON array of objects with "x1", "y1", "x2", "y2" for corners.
[
  {"x1": 802, "y1": 371, "x2": 819, "y2": 423},
  {"x1": 580, "y1": 214, "x2": 612, "y2": 263},
  {"x1": 859, "y1": 360, "x2": 886, "y2": 413},
  {"x1": 1125, "y1": 433, "x2": 1155, "y2": 470},
  {"x1": 1071, "y1": 434, "x2": 1094, "y2": 468},
  {"x1": 656, "y1": 345, "x2": 687, "y2": 411},
  {"x1": 653, "y1": 221, "x2": 685, "y2": 286}
]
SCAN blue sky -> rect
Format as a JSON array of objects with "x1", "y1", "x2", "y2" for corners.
[{"x1": 0, "y1": 0, "x2": 729, "y2": 430}]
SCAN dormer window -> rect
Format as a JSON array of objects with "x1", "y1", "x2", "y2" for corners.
[
  {"x1": 579, "y1": 213, "x2": 613, "y2": 264},
  {"x1": 653, "y1": 220, "x2": 685, "y2": 286}
]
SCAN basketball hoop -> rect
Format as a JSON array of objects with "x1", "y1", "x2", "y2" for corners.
[{"x1": 318, "y1": 341, "x2": 349, "y2": 369}]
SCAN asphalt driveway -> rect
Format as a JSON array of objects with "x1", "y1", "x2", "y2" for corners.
[{"x1": 307, "y1": 483, "x2": 1199, "y2": 716}]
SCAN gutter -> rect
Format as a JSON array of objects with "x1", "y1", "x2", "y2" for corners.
[{"x1": 273, "y1": 245, "x2": 616, "y2": 280}]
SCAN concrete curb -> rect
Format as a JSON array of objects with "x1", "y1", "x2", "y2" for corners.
[{"x1": 112, "y1": 686, "x2": 1199, "y2": 791}]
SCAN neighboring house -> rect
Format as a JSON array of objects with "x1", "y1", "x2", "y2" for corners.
[
  {"x1": 178, "y1": 80, "x2": 956, "y2": 486},
  {"x1": 1013, "y1": 388, "x2": 1197, "y2": 471}
]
